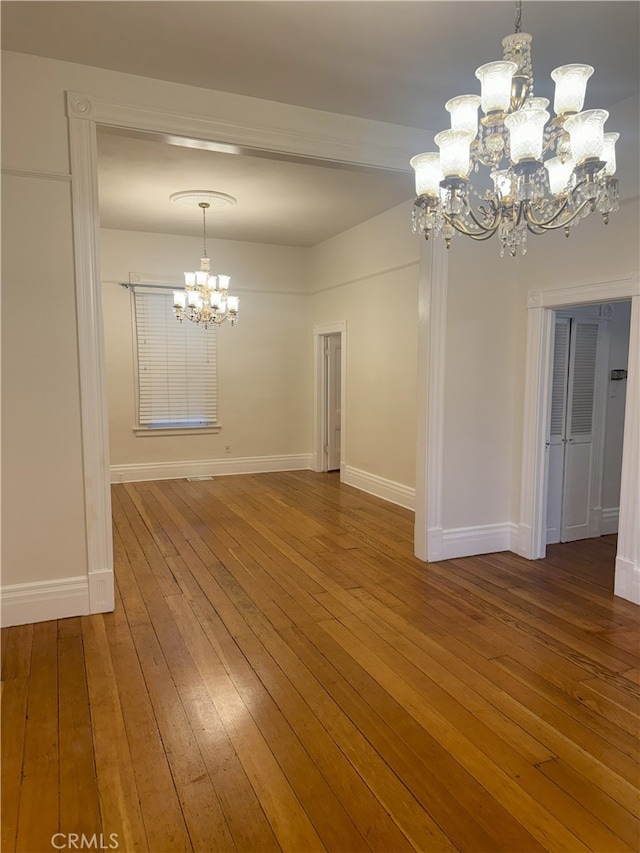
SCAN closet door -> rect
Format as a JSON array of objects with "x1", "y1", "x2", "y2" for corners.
[
  {"x1": 546, "y1": 318, "x2": 570, "y2": 544},
  {"x1": 561, "y1": 320, "x2": 601, "y2": 542}
]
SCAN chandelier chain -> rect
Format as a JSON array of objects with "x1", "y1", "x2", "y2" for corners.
[
  {"x1": 514, "y1": 1, "x2": 522, "y2": 34},
  {"x1": 200, "y1": 202, "x2": 209, "y2": 258}
]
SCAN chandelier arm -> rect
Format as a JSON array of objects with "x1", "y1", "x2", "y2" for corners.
[
  {"x1": 445, "y1": 213, "x2": 503, "y2": 241},
  {"x1": 523, "y1": 195, "x2": 592, "y2": 231},
  {"x1": 464, "y1": 203, "x2": 503, "y2": 233}
]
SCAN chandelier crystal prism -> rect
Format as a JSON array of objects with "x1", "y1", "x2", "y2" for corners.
[
  {"x1": 410, "y1": 2, "x2": 620, "y2": 257},
  {"x1": 172, "y1": 192, "x2": 239, "y2": 327}
]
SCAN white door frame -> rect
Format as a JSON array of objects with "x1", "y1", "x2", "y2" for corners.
[
  {"x1": 313, "y1": 322, "x2": 347, "y2": 475},
  {"x1": 517, "y1": 278, "x2": 640, "y2": 604}
]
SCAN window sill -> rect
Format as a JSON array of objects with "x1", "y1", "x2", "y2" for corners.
[{"x1": 134, "y1": 425, "x2": 222, "y2": 437}]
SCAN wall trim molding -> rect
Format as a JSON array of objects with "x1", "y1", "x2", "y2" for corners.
[
  {"x1": 1, "y1": 167, "x2": 72, "y2": 182},
  {"x1": 441, "y1": 523, "x2": 518, "y2": 561},
  {"x1": 1, "y1": 576, "x2": 90, "y2": 628},
  {"x1": 308, "y1": 260, "x2": 419, "y2": 295},
  {"x1": 65, "y1": 91, "x2": 414, "y2": 171},
  {"x1": 602, "y1": 506, "x2": 620, "y2": 535},
  {"x1": 343, "y1": 465, "x2": 415, "y2": 511},
  {"x1": 111, "y1": 454, "x2": 314, "y2": 483},
  {"x1": 614, "y1": 556, "x2": 640, "y2": 605},
  {"x1": 528, "y1": 277, "x2": 640, "y2": 309}
]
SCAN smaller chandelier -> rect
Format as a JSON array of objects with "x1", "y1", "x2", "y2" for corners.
[
  {"x1": 171, "y1": 191, "x2": 239, "y2": 327},
  {"x1": 410, "y1": 1, "x2": 620, "y2": 257}
]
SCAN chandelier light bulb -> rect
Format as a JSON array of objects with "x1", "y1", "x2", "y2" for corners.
[
  {"x1": 434, "y1": 129, "x2": 475, "y2": 179},
  {"x1": 551, "y1": 64, "x2": 594, "y2": 116},
  {"x1": 505, "y1": 108, "x2": 549, "y2": 163},
  {"x1": 563, "y1": 109, "x2": 609, "y2": 164},
  {"x1": 601, "y1": 132, "x2": 620, "y2": 176},
  {"x1": 410, "y1": 152, "x2": 442, "y2": 196},
  {"x1": 218, "y1": 274, "x2": 231, "y2": 291},
  {"x1": 545, "y1": 156, "x2": 575, "y2": 196},
  {"x1": 445, "y1": 95, "x2": 482, "y2": 135},
  {"x1": 173, "y1": 291, "x2": 187, "y2": 310},
  {"x1": 475, "y1": 61, "x2": 518, "y2": 113}
]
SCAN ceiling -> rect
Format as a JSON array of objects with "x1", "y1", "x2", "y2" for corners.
[{"x1": 3, "y1": 1, "x2": 638, "y2": 246}]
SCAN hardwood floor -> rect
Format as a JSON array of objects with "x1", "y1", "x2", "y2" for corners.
[{"x1": 2, "y1": 471, "x2": 639, "y2": 852}]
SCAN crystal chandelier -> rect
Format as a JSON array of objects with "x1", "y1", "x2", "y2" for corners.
[
  {"x1": 171, "y1": 191, "x2": 239, "y2": 326},
  {"x1": 410, "y1": 1, "x2": 620, "y2": 257}
]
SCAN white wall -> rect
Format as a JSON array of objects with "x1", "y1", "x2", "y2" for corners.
[
  {"x1": 101, "y1": 230, "x2": 311, "y2": 474},
  {"x1": 442, "y1": 237, "x2": 520, "y2": 530},
  {"x1": 2, "y1": 176, "x2": 88, "y2": 587},
  {"x1": 308, "y1": 202, "x2": 419, "y2": 493}
]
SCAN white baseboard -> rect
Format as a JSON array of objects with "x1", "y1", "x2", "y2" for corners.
[
  {"x1": 441, "y1": 522, "x2": 518, "y2": 560},
  {"x1": 342, "y1": 465, "x2": 415, "y2": 510},
  {"x1": 111, "y1": 453, "x2": 314, "y2": 484},
  {"x1": 614, "y1": 555, "x2": 640, "y2": 605},
  {"x1": 601, "y1": 506, "x2": 620, "y2": 535},
  {"x1": 1, "y1": 575, "x2": 91, "y2": 627}
]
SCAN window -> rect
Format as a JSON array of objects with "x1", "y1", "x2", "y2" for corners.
[{"x1": 132, "y1": 288, "x2": 219, "y2": 432}]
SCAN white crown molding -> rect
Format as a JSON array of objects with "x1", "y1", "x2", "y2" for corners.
[
  {"x1": 342, "y1": 466, "x2": 415, "y2": 511},
  {"x1": 110, "y1": 454, "x2": 314, "y2": 483},
  {"x1": 65, "y1": 91, "x2": 413, "y2": 172},
  {"x1": 1, "y1": 576, "x2": 90, "y2": 628}
]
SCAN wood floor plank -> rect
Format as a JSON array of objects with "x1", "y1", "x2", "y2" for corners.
[
  {"x1": 3, "y1": 473, "x2": 638, "y2": 853},
  {"x1": 1, "y1": 674, "x2": 30, "y2": 852},
  {"x1": 106, "y1": 583, "x2": 194, "y2": 852},
  {"x1": 15, "y1": 621, "x2": 59, "y2": 853},
  {"x1": 81, "y1": 615, "x2": 148, "y2": 852},
  {"x1": 58, "y1": 619, "x2": 102, "y2": 840},
  {"x1": 537, "y1": 758, "x2": 639, "y2": 850}
]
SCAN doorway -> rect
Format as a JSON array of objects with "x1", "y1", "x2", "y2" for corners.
[
  {"x1": 313, "y1": 322, "x2": 346, "y2": 474},
  {"x1": 517, "y1": 280, "x2": 639, "y2": 604},
  {"x1": 546, "y1": 302, "x2": 630, "y2": 545}
]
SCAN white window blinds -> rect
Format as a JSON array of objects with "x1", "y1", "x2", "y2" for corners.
[{"x1": 133, "y1": 288, "x2": 218, "y2": 428}]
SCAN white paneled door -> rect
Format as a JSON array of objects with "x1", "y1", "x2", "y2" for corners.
[
  {"x1": 325, "y1": 333, "x2": 342, "y2": 472},
  {"x1": 547, "y1": 316, "x2": 602, "y2": 543}
]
